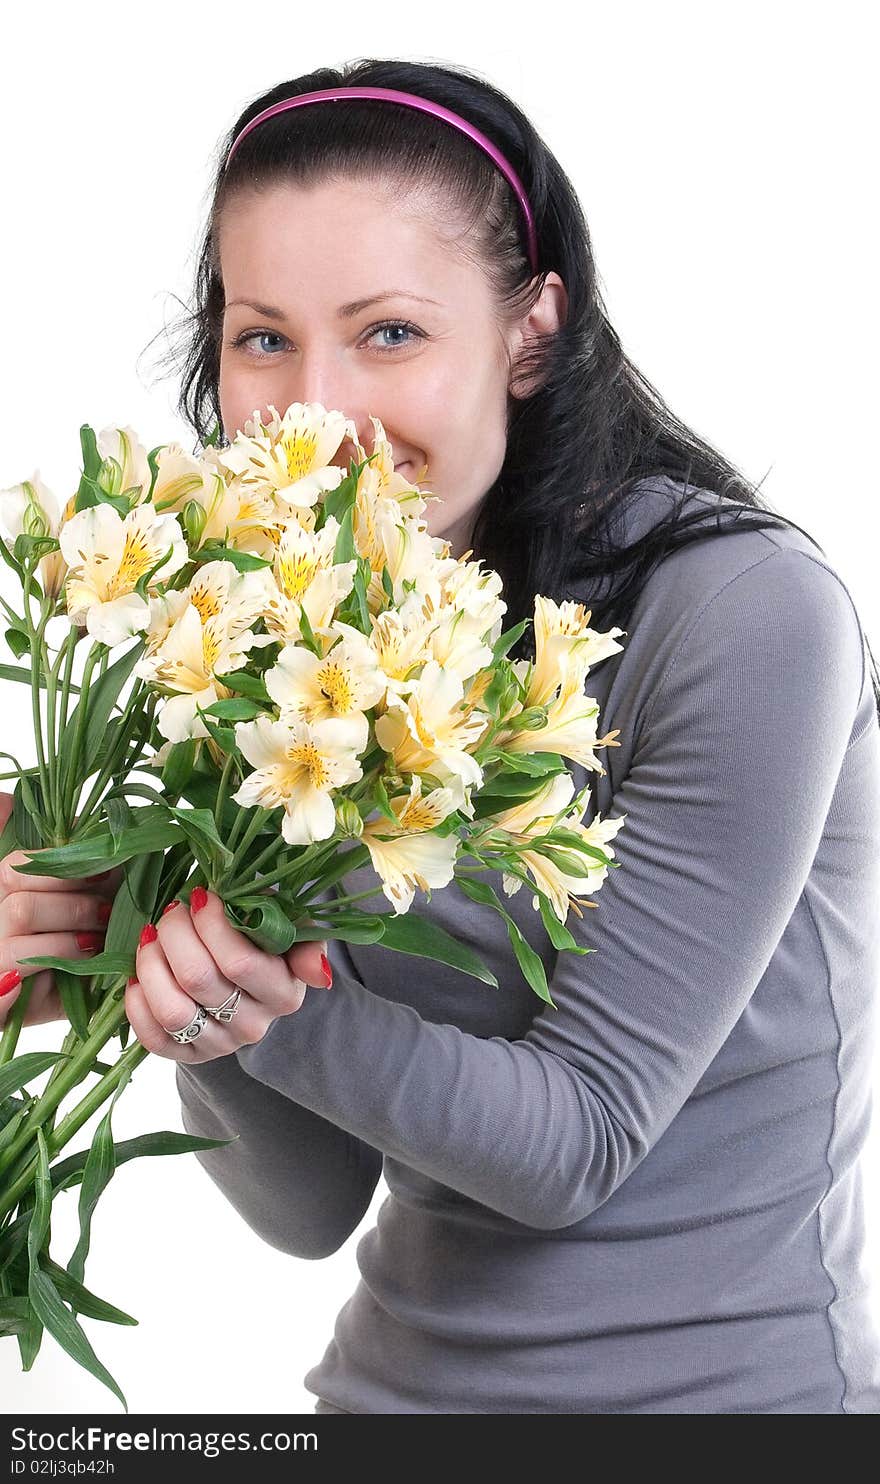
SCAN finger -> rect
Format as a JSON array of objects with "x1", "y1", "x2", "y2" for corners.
[
  {"x1": 0, "y1": 849, "x2": 110, "y2": 902},
  {"x1": 285, "y1": 937, "x2": 333, "y2": 989},
  {"x1": 135, "y1": 920, "x2": 271, "y2": 1047},
  {"x1": 124, "y1": 976, "x2": 224, "y2": 1063},
  {"x1": 151, "y1": 902, "x2": 242, "y2": 1014},
  {"x1": 187, "y1": 890, "x2": 309, "y2": 1013},
  {"x1": 0, "y1": 968, "x2": 63, "y2": 1027},
  {"x1": 0, "y1": 890, "x2": 114, "y2": 940},
  {"x1": 0, "y1": 929, "x2": 106, "y2": 982}
]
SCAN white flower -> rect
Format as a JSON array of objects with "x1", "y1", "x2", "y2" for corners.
[
  {"x1": 265, "y1": 620, "x2": 387, "y2": 739},
  {"x1": 260, "y1": 516, "x2": 356, "y2": 644},
  {"x1": 231, "y1": 713, "x2": 365, "y2": 846},
  {"x1": 374, "y1": 660, "x2": 488, "y2": 813},
  {"x1": 526, "y1": 595, "x2": 625, "y2": 706},
  {"x1": 360, "y1": 775, "x2": 460, "y2": 913},
  {"x1": 134, "y1": 560, "x2": 274, "y2": 743},
  {"x1": 59, "y1": 501, "x2": 189, "y2": 646},
  {"x1": 217, "y1": 402, "x2": 358, "y2": 512}
]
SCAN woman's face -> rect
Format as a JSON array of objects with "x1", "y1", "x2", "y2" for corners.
[{"x1": 217, "y1": 177, "x2": 564, "y2": 556}]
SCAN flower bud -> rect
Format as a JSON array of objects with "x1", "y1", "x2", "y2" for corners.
[
  {"x1": 506, "y1": 706, "x2": 549, "y2": 732},
  {"x1": 97, "y1": 455, "x2": 123, "y2": 497},
  {"x1": 21, "y1": 483, "x2": 50, "y2": 539},
  {"x1": 181, "y1": 498, "x2": 208, "y2": 547},
  {"x1": 335, "y1": 799, "x2": 364, "y2": 838}
]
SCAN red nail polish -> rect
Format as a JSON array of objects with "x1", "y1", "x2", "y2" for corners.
[
  {"x1": 76, "y1": 931, "x2": 103, "y2": 952},
  {"x1": 162, "y1": 900, "x2": 181, "y2": 916},
  {"x1": 139, "y1": 922, "x2": 158, "y2": 947},
  {"x1": 87, "y1": 871, "x2": 112, "y2": 883},
  {"x1": 127, "y1": 976, "x2": 138, "y2": 987},
  {"x1": 320, "y1": 952, "x2": 333, "y2": 988},
  {"x1": 0, "y1": 968, "x2": 21, "y2": 996},
  {"x1": 97, "y1": 901, "x2": 113, "y2": 925},
  {"x1": 190, "y1": 886, "x2": 209, "y2": 914}
]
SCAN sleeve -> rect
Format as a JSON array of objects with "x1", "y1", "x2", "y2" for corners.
[
  {"x1": 232, "y1": 548, "x2": 866, "y2": 1231},
  {"x1": 175, "y1": 1040, "x2": 384, "y2": 1259}
]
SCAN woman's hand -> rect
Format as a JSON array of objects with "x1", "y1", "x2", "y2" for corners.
[
  {"x1": 126, "y1": 889, "x2": 332, "y2": 1064},
  {"x1": 0, "y1": 790, "x2": 124, "y2": 1028}
]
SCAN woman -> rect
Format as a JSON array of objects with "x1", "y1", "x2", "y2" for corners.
[{"x1": 3, "y1": 57, "x2": 880, "y2": 1414}]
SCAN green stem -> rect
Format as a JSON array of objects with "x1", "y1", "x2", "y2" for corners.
[
  {"x1": 224, "y1": 836, "x2": 338, "y2": 901},
  {"x1": 214, "y1": 751, "x2": 236, "y2": 832},
  {"x1": 0, "y1": 977, "x2": 36, "y2": 1066},
  {"x1": 0, "y1": 1034, "x2": 149, "y2": 1226},
  {"x1": 239, "y1": 832, "x2": 286, "y2": 882},
  {"x1": 309, "y1": 886, "x2": 383, "y2": 911},
  {"x1": 60, "y1": 643, "x2": 101, "y2": 824},
  {"x1": 227, "y1": 807, "x2": 273, "y2": 881},
  {"x1": 0, "y1": 981, "x2": 127, "y2": 1181},
  {"x1": 74, "y1": 685, "x2": 153, "y2": 827}
]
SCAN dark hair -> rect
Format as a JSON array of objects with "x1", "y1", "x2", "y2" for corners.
[{"x1": 147, "y1": 56, "x2": 880, "y2": 718}]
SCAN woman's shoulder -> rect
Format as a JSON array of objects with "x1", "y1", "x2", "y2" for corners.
[{"x1": 615, "y1": 475, "x2": 866, "y2": 655}]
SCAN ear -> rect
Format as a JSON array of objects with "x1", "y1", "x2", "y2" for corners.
[{"x1": 507, "y1": 272, "x2": 569, "y2": 400}]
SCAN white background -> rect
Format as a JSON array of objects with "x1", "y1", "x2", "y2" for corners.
[{"x1": 0, "y1": 0, "x2": 877, "y2": 1415}]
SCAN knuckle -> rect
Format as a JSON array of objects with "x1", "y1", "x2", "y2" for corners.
[
  {"x1": 224, "y1": 952, "x2": 254, "y2": 988},
  {"x1": 5, "y1": 892, "x2": 31, "y2": 936},
  {"x1": 177, "y1": 958, "x2": 216, "y2": 997}
]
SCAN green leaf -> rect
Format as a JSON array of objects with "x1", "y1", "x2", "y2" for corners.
[
  {"x1": 333, "y1": 503, "x2": 356, "y2": 564},
  {"x1": 491, "y1": 618, "x2": 529, "y2": 665},
  {"x1": 111, "y1": 848, "x2": 167, "y2": 937},
  {"x1": 0, "y1": 1296, "x2": 32, "y2": 1337},
  {"x1": 28, "y1": 1264, "x2": 128, "y2": 1410},
  {"x1": 223, "y1": 896, "x2": 298, "y2": 954},
  {"x1": 105, "y1": 797, "x2": 134, "y2": 852},
  {"x1": 43, "y1": 1258, "x2": 138, "y2": 1327},
  {"x1": 455, "y1": 874, "x2": 556, "y2": 1006},
  {"x1": 26, "y1": 1129, "x2": 52, "y2": 1274},
  {"x1": 291, "y1": 915, "x2": 387, "y2": 946},
  {"x1": 19, "y1": 951, "x2": 134, "y2": 977},
  {"x1": 169, "y1": 805, "x2": 233, "y2": 877},
  {"x1": 13, "y1": 773, "x2": 45, "y2": 848},
  {"x1": 213, "y1": 669, "x2": 273, "y2": 703},
  {"x1": 374, "y1": 910, "x2": 500, "y2": 986},
  {"x1": 196, "y1": 542, "x2": 272, "y2": 572},
  {"x1": 4, "y1": 626, "x2": 31, "y2": 660},
  {"x1": 60, "y1": 638, "x2": 147, "y2": 800},
  {"x1": 196, "y1": 711, "x2": 240, "y2": 757},
  {"x1": 199, "y1": 697, "x2": 265, "y2": 721},
  {"x1": 0, "y1": 1051, "x2": 72, "y2": 1103},
  {"x1": 67, "y1": 1068, "x2": 132, "y2": 1287},
  {"x1": 0, "y1": 660, "x2": 80, "y2": 693},
  {"x1": 49, "y1": 1130, "x2": 239, "y2": 1196},
  {"x1": 16, "y1": 813, "x2": 180, "y2": 876},
  {"x1": 160, "y1": 736, "x2": 197, "y2": 796},
  {"x1": 483, "y1": 749, "x2": 567, "y2": 776}
]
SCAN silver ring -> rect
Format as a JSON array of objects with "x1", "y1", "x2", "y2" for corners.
[
  {"x1": 166, "y1": 1002, "x2": 208, "y2": 1044},
  {"x1": 203, "y1": 988, "x2": 242, "y2": 1024}
]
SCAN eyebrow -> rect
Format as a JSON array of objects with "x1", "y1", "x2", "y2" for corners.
[{"x1": 223, "y1": 291, "x2": 442, "y2": 320}]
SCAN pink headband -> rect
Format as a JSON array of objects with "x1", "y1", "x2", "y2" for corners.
[{"x1": 223, "y1": 85, "x2": 539, "y2": 274}]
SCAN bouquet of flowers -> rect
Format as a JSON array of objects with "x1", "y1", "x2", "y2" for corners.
[{"x1": 0, "y1": 401, "x2": 626, "y2": 1408}]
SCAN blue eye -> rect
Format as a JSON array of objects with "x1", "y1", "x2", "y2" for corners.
[{"x1": 229, "y1": 319, "x2": 424, "y2": 358}]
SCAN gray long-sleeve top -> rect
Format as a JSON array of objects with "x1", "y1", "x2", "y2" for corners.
[{"x1": 176, "y1": 476, "x2": 880, "y2": 1413}]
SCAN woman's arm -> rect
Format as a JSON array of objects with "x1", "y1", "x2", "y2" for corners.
[
  {"x1": 230, "y1": 547, "x2": 870, "y2": 1230},
  {"x1": 176, "y1": 1033, "x2": 383, "y2": 1258}
]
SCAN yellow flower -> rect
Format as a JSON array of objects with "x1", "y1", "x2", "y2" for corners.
[
  {"x1": 264, "y1": 621, "x2": 387, "y2": 741},
  {"x1": 231, "y1": 713, "x2": 365, "y2": 846},
  {"x1": 134, "y1": 561, "x2": 274, "y2": 743},
  {"x1": 260, "y1": 516, "x2": 356, "y2": 644},
  {"x1": 59, "y1": 501, "x2": 189, "y2": 646},
  {"x1": 498, "y1": 683, "x2": 621, "y2": 773},
  {"x1": 490, "y1": 773, "x2": 627, "y2": 922},
  {"x1": 526, "y1": 595, "x2": 625, "y2": 707},
  {"x1": 361, "y1": 776, "x2": 460, "y2": 913},
  {"x1": 374, "y1": 661, "x2": 489, "y2": 813},
  {"x1": 216, "y1": 402, "x2": 358, "y2": 513}
]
